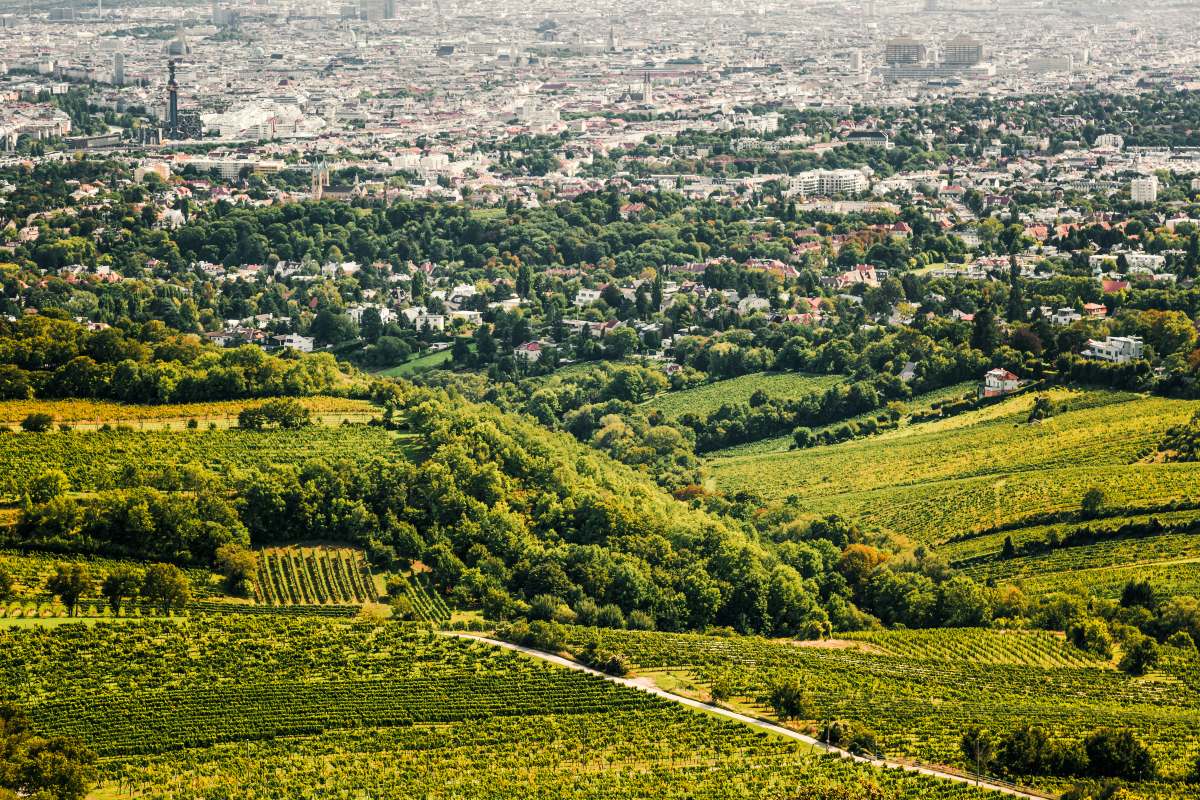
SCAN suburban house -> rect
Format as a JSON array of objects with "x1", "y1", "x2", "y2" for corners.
[
  {"x1": 1082, "y1": 303, "x2": 1108, "y2": 319},
  {"x1": 574, "y1": 288, "x2": 603, "y2": 307},
  {"x1": 1050, "y1": 307, "x2": 1082, "y2": 326},
  {"x1": 982, "y1": 368, "x2": 1021, "y2": 398},
  {"x1": 1082, "y1": 336, "x2": 1145, "y2": 364},
  {"x1": 272, "y1": 334, "x2": 315, "y2": 353},
  {"x1": 514, "y1": 341, "x2": 545, "y2": 363},
  {"x1": 828, "y1": 264, "x2": 881, "y2": 290}
]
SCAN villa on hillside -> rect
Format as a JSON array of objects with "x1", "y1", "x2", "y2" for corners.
[{"x1": 981, "y1": 368, "x2": 1021, "y2": 398}]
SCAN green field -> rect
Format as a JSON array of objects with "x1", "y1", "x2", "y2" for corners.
[
  {"x1": 709, "y1": 390, "x2": 1200, "y2": 544},
  {"x1": 561, "y1": 626, "x2": 1200, "y2": 788},
  {"x1": 376, "y1": 348, "x2": 454, "y2": 377},
  {"x1": 0, "y1": 617, "x2": 1001, "y2": 800},
  {"x1": 644, "y1": 372, "x2": 843, "y2": 419}
]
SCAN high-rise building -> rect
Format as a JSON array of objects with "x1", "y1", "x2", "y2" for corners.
[
  {"x1": 885, "y1": 36, "x2": 927, "y2": 66},
  {"x1": 1131, "y1": 175, "x2": 1159, "y2": 204},
  {"x1": 112, "y1": 52, "x2": 124, "y2": 85},
  {"x1": 943, "y1": 34, "x2": 983, "y2": 67},
  {"x1": 359, "y1": 0, "x2": 389, "y2": 21},
  {"x1": 167, "y1": 59, "x2": 179, "y2": 137}
]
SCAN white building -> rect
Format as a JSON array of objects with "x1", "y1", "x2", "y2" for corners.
[
  {"x1": 272, "y1": 334, "x2": 314, "y2": 353},
  {"x1": 1083, "y1": 336, "x2": 1145, "y2": 364},
  {"x1": 574, "y1": 288, "x2": 603, "y2": 307},
  {"x1": 982, "y1": 368, "x2": 1020, "y2": 398},
  {"x1": 1131, "y1": 176, "x2": 1159, "y2": 204}
]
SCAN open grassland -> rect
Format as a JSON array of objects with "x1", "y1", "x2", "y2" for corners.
[
  {"x1": 710, "y1": 391, "x2": 1200, "y2": 544},
  {"x1": 563, "y1": 626, "x2": 1200, "y2": 788},
  {"x1": 0, "y1": 424, "x2": 399, "y2": 499},
  {"x1": 0, "y1": 397, "x2": 377, "y2": 430},
  {"x1": 643, "y1": 372, "x2": 843, "y2": 420},
  {"x1": 0, "y1": 617, "x2": 997, "y2": 800},
  {"x1": 376, "y1": 349, "x2": 453, "y2": 377},
  {"x1": 710, "y1": 381, "x2": 977, "y2": 459}
]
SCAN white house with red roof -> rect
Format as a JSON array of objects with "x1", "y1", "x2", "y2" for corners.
[{"x1": 982, "y1": 368, "x2": 1021, "y2": 398}]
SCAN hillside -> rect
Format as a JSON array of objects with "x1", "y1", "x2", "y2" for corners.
[
  {"x1": 709, "y1": 390, "x2": 1200, "y2": 544},
  {"x1": 642, "y1": 372, "x2": 843, "y2": 419},
  {"x1": 0, "y1": 617, "x2": 1003, "y2": 800},
  {"x1": 550, "y1": 625, "x2": 1200, "y2": 796}
]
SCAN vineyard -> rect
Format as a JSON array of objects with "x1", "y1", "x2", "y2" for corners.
[
  {"x1": 0, "y1": 617, "x2": 1003, "y2": 800},
  {"x1": 254, "y1": 547, "x2": 378, "y2": 607},
  {"x1": 0, "y1": 396, "x2": 378, "y2": 429},
  {"x1": 0, "y1": 424, "x2": 400, "y2": 499},
  {"x1": 556, "y1": 626, "x2": 1200, "y2": 785},
  {"x1": 643, "y1": 371, "x2": 843, "y2": 419},
  {"x1": 710, "y1": 391, "x2": 1199, "y2": 511}
]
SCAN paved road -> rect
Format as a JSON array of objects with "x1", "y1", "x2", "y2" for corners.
[{"x1": 450, "y1": 633, "x2": 1053, "y2": 800}]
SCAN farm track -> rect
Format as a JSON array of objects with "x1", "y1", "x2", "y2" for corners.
[{"x1": 449, "y1": 634, "x2": 1055, "y2": 800}]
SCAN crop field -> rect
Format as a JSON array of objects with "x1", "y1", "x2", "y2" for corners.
[
  {"x1": 0, "y1": 396, "x2": 377, "y2": 429},
  {"x1": 0, "y1": 424, "x2": 401, "y2": 499},
  {"x1": 561, "y1": 626, "x2": 1200, "y2": 784},
  {"x1": 798, "y1": 463, "x2": 1200, "y2": 545},
  {"x1": 709, "y1": 391, "x2": 1200, "y2": 543},
  {"x1": 0, "y1": 618, "x2": 999, "y2": 800},
  {"x1": 643, "y1": 371, "x2": 843, "y2": 419},
  {"x1": 710, "y1": 381, "x2": 977, "y2": 458},
  {"x1": 254, "y1": 547, "x2": 378, "y2": 607}
]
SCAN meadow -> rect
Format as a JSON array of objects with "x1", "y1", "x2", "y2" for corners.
[{"x1": 643, "y1": 371, "x2": 843, "y2": 419}]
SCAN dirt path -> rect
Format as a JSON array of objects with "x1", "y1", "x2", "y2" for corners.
[{"x1": 450, "y1": 633, "x2": 1054, "y2": 800}]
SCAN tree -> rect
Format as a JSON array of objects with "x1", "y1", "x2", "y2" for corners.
[
  {"x1": 141, "y1": 563, "x2": 191, "y2": 615},
  {"x1": 359, "y1": 307, "x2": 383, "y2": 343},
  {"x1": 20, "y1": 413, "x2": 55, "y2": 433},
  {"x1": 767, "y1": 676, "x2": 811, "y2": 720},
  {"x1": 0, "y1": 703, "x2": 96, "y2": 800},
  {"x1": 961, "y1": 726, "x2": 997, "y2": 781},
  {"x1": 937, "y1": 575, "x2": 993, "y2": 628},
  {"x1": 1118, "y1": 636, "x2": 1159, "y2": 676},
  {"x1": 604, "y1": 327, "x2": 640, "y2": 359},
  {"x1": 0, "y1": 567, "x2": 11, "y2": 600},
  {"x1": 970, "y1": 305, "x2": 1000, "y2": 355},
  {"x1": 238, "y1": 399, "x2": 311, "y2": 430},
  {"x1": 26, "y1": 470, "x2": 70, "y2": 505},
  {"x1": 1081, "y1": 488, "x2": 1106, "y2": 519},
  {"x1": 100, "y1": 567, "x2": 141, "y2": 617},
  {"x1": 792, "y1": 426, "x2": 814, "y2": 449},
  {"x1": 46, "y1": 565, "x2": 92, "y2": 617},
  {"x1": 215, "y1": 543, "x2": 257, "y2": 596},
  {"x1": 1083, "y1": 729, "x2": 1155, "y2": 780}
]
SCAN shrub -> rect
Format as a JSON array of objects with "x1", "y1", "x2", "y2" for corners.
[{"x1": 20, "y1": 413, "x2": 55, "y2": 433}]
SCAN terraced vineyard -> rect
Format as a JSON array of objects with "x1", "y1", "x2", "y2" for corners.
[
  {"x1": 559, "y1": 626, "x2": 1200, "y2": 786},
  {"x1": 0, "y1": 424, "x2": 400, "y2": 499},
  {"x1": 643, "y1": 371, "x2": 843, "y2": 419},
  {"x1": 254, "y1": 547, "x2": 378, "y2": 607},
  {"x1": 709, "y1": 391, "x2": 1200, "y2": 544},
  {"x1": 0, "y1": 617, "x2": 1000, "y2": 800}
]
